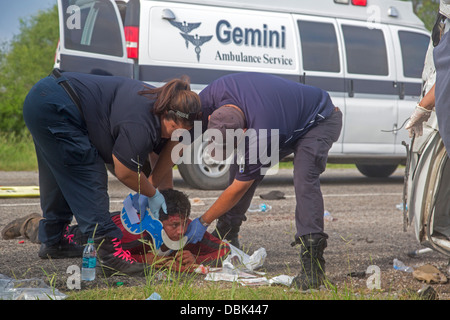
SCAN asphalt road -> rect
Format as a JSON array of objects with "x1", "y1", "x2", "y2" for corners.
[{"x1": 1, "y1": 167, "x2": 450, "y2": 298}]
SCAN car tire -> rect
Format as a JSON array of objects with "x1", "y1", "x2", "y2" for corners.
[
  {"x1": 355, "y1": 163, "x2": 398, "y2": 178},
  {"x1": 177, "y1": 140, "x2": 230, "y2": 190}
]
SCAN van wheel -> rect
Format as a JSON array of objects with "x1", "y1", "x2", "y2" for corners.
[
  {"x1": 355, "y1": 164, "x2": 398, "y2": 178},
  {"x1": 177, "y1": 140, "x2": 230, "y2": 190}
]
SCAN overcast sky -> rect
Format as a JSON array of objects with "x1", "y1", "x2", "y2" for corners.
[{"x1": 0, "y1": 0, "x2": 56, "y2": 43}]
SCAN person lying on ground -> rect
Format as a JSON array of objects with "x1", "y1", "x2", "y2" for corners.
[{"x1": 2, "y1": 189, "x2": 230, "y2": 273}]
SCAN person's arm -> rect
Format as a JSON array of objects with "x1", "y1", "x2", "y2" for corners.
[
  {"x1": 405, "y1": 83, "x2": 435, "y2": 138},
  {"x1": 419, "y1": 83, "x2": 435, "y2": 110},
  {"x1": 201, "y1": 179, "x2": 255, "y2": 224},
  {"x1": 148, "y1": 140, "x2": 179, "y2": 188},
  {"x1": 112, "y1": 154, "x2": 157, "y2": 197},
  {"x1": 184, "y1": 178, "x2": 254, "y2": 244}
]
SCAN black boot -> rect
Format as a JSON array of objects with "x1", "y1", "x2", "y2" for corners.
[
  {"x1": 211, "y1": 219, "x2": 241, "y2": 248},
  {"x1": 38, "y1": 225, "x2": 84, "y2": 259},
  {"x1": 291, "y1": 234, "x2": 327, "y2": 291},
  {"x1": 95, "y1": 236, "x2": 147, "y2": 277}
]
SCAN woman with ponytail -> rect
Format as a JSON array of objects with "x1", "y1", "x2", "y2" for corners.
[{"x1": 23, "y1": 70, "x2": 201, "y2": 276}]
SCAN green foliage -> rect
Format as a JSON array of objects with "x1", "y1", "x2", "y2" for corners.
[
  {"x1": 0, "y1": 5, "x2": 59, "y2": 135},
  {"x1": 414, "y1": 0, "x2": 440, "y2": 30}
]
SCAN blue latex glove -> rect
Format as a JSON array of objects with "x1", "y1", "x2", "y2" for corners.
[
  {"x1": 185, "y1": 217, "x2": 208, "y2": 244},
  {"x1": 147, "y1": 189, "x2": 167, "y2": 217}
]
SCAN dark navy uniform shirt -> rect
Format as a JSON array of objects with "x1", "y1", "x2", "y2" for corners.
[
  {"x1": 199, "y1": 72, "x2": 335, "y2": 180},
  {"x1": 64, "y1": 72, "x2": 161, "y2": 172},
  {"x1": 434, "y1": 31, "x2": 450, "y2": 157}
]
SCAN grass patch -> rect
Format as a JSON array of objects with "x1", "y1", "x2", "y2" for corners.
[
  {"x1": 0, "y1": 132, "x2": 37, "y2": 171},
  {"x1": 64, "y1": 274, "x2": 414, "y2": 300}
]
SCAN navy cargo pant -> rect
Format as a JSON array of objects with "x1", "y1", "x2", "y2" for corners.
[
  {"x1": 23, "y1": 75, "x2": 122, "y2": 246},
  {"x1": 221, "y1": 108, "x2": 343, "y2": 240}
]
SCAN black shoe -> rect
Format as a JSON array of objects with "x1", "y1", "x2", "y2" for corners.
[
  {"x1": 211, "y1": 219, "x2": 241, "y2": 248},
  {"x1": 38, "y1": 230, "x2": 84, "y2": 259},
  {"x1": 95, "y1": 237, "x2": 147, "y2": 277},
  {"x1": 291, "y1": 234, "x2": 327, "y2": 291}
]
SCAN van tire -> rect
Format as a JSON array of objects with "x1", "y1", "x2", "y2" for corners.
[
  {"x1": 178, "y1": 163, "x2": 229, "y2": 190},
  {"x1": 177, "y1": 140, "x2": 230, "y2": 190},
  {"x1": 355, "y1": 164, "x2": 398, "y2": 178}
]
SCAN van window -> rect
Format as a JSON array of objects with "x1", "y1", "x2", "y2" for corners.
[
  {"x1": 342, "y1": 25, "x2": 388, "y2": 76},
  {"x1": 297, "y1": 20, "x2": 340, "y2": 72},
  {"x1": 63, "y1": 0, "x2": 123, "y2": 57},
  {"x1": 398, "y1": 31, "x2": 429, "y2": 78}
]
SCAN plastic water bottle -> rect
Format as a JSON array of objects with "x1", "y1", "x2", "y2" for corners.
[
  {"x1": 247, "y1": 203, "x2": 272, "y2": 212},
  {"x1": 81, "y1": 238, "x2": 97, "y2": 281},
  {"x1": 393, "y1": 258, "x2": 413, "y2": 272},
  {"x1": 146, "y1": 292, "x2": 162, "y2": 300}
]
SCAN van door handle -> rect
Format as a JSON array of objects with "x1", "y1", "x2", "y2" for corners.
[
  {"x1": 348, "y1": 79, "x2": 354, "y2": 98},
  {"x1": 399, "y1": 83, "x2": 405, "y2": 100},
  {"x1": 300, "y1": 72, "x2": 306, "y2": 84},
  {"x1": 393, "y1": 82, "x2": 405, "y2": 100}
]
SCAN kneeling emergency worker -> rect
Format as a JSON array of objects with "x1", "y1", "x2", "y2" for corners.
[
  {"x1": 23, "y1": 69, "x2": 201, "y2": 276},
  {"x1": 184, "y1": 72, "x2": 342, "y2": 290}
]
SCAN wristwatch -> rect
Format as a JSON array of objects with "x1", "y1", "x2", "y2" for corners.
[{"x1": 199, "y1": 216, "x2": 210, "y2": 227}]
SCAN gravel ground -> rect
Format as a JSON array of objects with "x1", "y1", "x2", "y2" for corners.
[{"x1": 1, "y1": 167, "x2": 449, "y2": 299}]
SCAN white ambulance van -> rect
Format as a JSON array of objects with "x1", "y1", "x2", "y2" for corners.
[{"x1": 55, "y1": 0, "x2": 429, "y2": 189}]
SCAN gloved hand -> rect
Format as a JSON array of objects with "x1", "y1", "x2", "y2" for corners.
[
  {"x1": 147, "y1": 189, "x2": 167, "y2": 218},
  {"x1": 405, "y1": 105, "x2": 432, "y2": 138},
  {"x1": 185, "y1": 217, "x2": 208, "y2": 244}
]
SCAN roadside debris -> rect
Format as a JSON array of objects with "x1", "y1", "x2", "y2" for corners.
[
  {"x1": 324, "y1": 210, "x2": 337, "y2": 222},
  {"x1": 393, "y1": 259, "x2": 413, "y2": 272},
  {"x1": 417, "y1": 285, "x2": 439, "y2": 300},
  {"x1": 189, "y1": 197, "x2": 205, "y2": 206},
  {"x1": 0, "y1": 274, "x2": 67, "y2": 300},
  {"x1": 199, "y1": 244, "x2": 294, "y2": 286},
  {"x1": 412, "y1": 264, "x2": 448, "y2": 284},
  {"x1": 248, "y1": 203, "x2": 272, "y2": 212},
  {"x1": 259, "y1": 190, "x2": 285, "y2": 200}
]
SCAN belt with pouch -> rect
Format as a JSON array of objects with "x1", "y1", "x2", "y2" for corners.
[{"x1": 50, "y1": 68, "x2": 85, "y2": 122}]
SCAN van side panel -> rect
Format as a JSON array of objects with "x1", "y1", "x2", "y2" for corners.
[{"x1": 138, "y1": 1, "x2": 299, "y2": 86}]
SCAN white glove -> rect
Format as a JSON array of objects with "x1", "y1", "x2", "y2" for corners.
[{"x1": 405, "y1": 105, "x2": 432, "y2": 138}]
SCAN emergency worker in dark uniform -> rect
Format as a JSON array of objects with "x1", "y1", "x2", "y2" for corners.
[
  {"x1": 23, "y1": 70, "x2": 201, "y2": 276},
  {"x1": 185, "y1": 72, "x2": 342, "y2": 290}
]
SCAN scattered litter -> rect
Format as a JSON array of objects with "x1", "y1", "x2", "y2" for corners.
[
  {"x1": 224, "y1": 243, "x2": 267, "y2": 272},
  {"x1": 259, "y1": 190, "x2": 285, "y2": 200},
  {"x1": 201, "y1": 244, "x2": 293, "y2": 287},
  {"x1": 347, "y1": 271, "x2": 366, "y2": 278},
  {"x1": 396, "y1": 203, "x2": 407, "y2": 211},
  {"x1": 248, "y1": 203, "x2": 272, "y2": 212},
  {"x1": 238, "y1": 277, "x2": 270, "y2": 286},
  {"x1": 268, "y1": 275, "x2": 294, "y2": 286},
  {"x1": 417, "y1": 285, "x2": 438, "y2": 300},
  {"x1": 18, "y1": 240, "x2": 24, "y2": 244},
  {"x1": 393, "y1": 258, "x2": 413, "y2": 272},
  {"x1": 146, "y1": 292, "x2": 162, "y2": 300},
  {"x1": 194, "y1": 264, "x2": 210, "y2": 274},
  {"x1": 190, "y1": 197, "x2": 205, "y2": 206},
  {"x1": 0, "y1": 186, "x2": 40, "y2": 198},
  {"x1": 205, "y1": 272, "x2": 239, "y2": 282},
  {"x1": 324, "y1": 210, "x2": 337, "y2": 222},
  {"x1": 0, "y1": 274, "x2": 67, "y2": 300},
  {"x1": 412, "y1": 264, "x2": 448, "y2": 284},
  {"x1": 116, "y1": 281, "x2": 124, "y2": 287}
]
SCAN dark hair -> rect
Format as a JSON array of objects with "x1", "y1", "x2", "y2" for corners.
[
  {"x1": 139, "y1": 76, "x2": 201, "y2": 127},
  {"x1": 158, "y1": 189, "x2": 191, "y2": 221}
]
